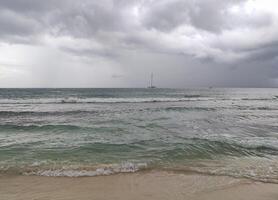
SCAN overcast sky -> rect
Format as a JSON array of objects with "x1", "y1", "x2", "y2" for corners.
[{"x1": 0, "y1": 0, "x2": 277, "y2": 88}]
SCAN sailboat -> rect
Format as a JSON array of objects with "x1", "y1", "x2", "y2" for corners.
[{"x1": 148, "y1": 73, "x2": 156, "y2": 88}]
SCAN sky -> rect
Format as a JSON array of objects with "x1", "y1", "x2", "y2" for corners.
[{"x1": 0, "y1": 0, "x2": 278, "y2": 88}]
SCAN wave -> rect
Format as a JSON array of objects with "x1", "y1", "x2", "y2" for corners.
[
  {"x1": 0, "y1": 124, "x2": 89, "y2": 132},
  {"x1": 0, "y1": 97, "x2": 213, "y2": 104},
  {"x1": 0, "y1": 107, "x2": 214, "y2": 117},
  {"x1": 183, "y1": 95, "x2": 203, "y2": 98},
  {"x1": 187, "y1": 137, "x2": 278, "y2": 154},
  {"x1": 2, "y1": 158, "x2": 278, "y2": 184},
  {"x1": 163, "y1": 106, "x2": 216, "y2": 111},
  {"x1": 1, "y1": 146, "x2": 278, "y2": 183},
  {"x1": 1, "y1": 135, "x2": 278, "y2": 165},
  {"x1": 240, "y1": 98, "x2": 276, "y2": 101},
  {"x1": 0, "y1": 110, "x2": 98, "y2": 117},
  {"x1": 1, "y1": 124, "x2": 278, "y2": 154},
  {"x1": 167, "y1": 158, "x2": 278, "y2": 184},
  {"x1": 1, "y1": 96, "x2": 275, "y2": 105},
  {"x1": 23, "y1": 162, "x2": 148, "y2": 177}
]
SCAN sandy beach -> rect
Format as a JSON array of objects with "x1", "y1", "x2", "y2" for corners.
[{"x1": 1, "y1": 171, "x2": 278, "y2": 200}]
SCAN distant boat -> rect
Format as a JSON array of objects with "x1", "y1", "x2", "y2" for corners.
[{"x1": 148, "y1": 73, "x2": 156, "y2": 88}]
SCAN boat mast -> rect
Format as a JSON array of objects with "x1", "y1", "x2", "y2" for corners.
[{"x1": 150, "y1": 73, "x2": 153, "y2": 88}]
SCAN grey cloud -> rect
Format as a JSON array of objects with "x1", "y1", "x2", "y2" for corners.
[
  {"x1": 246, "y1": 43, "x2": 278, "y2": 62},
  {"x1": 141, "y1": 0, "x2": 191, "y2": 31},
  {"x1": 0, "y1": 9, "x2": 41, "y2": 43},
  {"x1": 187, "y1": 0, "x2": 245, "y2": 32},
  {"x1": 47, "y1": 4, "x2": 126, "y2": 38},
  {"x1": 0, "y1": 0, "x2": 55, "y2": 12},
  {"x1": 141, "y1": 0, "x2": 247, "y2": 32},
  {"x1": 0, "y1": 0, "x2": 277, "y2": 87},
  {"x1": 60, "y1": 46, "x2": 117, "y2": 59}
]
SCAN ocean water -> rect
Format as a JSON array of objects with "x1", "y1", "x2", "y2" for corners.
[{"x1": 0, "y1": 88, "x2": 278, "y2": 182}]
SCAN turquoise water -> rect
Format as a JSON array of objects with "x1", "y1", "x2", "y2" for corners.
[{"x1": 0, "y1": 88, "x2": 278, "y2": 182}]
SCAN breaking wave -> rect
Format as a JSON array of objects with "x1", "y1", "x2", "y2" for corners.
[
  {"x1": 22, "y1": 162, "x2": 148, "y2": 177},
  {"x1": 0, "y1": 97, "x2": 212, "y2": 104}
]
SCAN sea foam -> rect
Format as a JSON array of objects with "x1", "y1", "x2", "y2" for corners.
[{"x1": 24, "y1": 162, "x2": 148, "y2": 177}]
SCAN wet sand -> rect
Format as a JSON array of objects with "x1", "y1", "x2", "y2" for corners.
[{"x1": 1, "y1": 171, "x2": 278, "y2": 200}]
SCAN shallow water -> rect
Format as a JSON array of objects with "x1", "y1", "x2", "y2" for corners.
[{"x1": 0, "y1": 88, "x2": 278, "y2": 182}]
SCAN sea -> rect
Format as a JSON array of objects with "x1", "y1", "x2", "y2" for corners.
[{"x1": 0, "y1": 88, "x2": 278, "y2": 182}]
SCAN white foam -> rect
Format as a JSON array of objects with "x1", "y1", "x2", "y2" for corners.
[
  {"x1": 25, "y1": 162, "x2": 148, "y2": 177},
  {"x1": 0, "y1": 97, "x2": 212, "y2": 104}
]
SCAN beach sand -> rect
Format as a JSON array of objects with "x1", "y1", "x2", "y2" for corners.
[{"x1": 1, "y1": 171, "x2": 278, "y2": 200}]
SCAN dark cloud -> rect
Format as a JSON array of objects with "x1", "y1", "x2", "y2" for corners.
[
  {"x1": 141, "y1": 0, "x2": 191, "y2": 31},
  {"x1": 0, "y1": 9, "x2": 40, "y2": 42},
  {"x1": 141, "y1": 0, "x2": 247, "y2": 32},
  {"x1": 0, "y1": 0, "x2": 56, "y2": 12},
  {"x1": 0, "y1": 0, "x2": 277, "y2": 87}
]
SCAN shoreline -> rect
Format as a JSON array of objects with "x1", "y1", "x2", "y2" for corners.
[{"x1": 1, "y1": 171, "x2": 278, "y2": 200}]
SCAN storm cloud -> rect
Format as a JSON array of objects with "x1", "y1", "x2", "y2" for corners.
[{"x1": 0, "y1": 0, "x2": 277, "y2": 87}]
